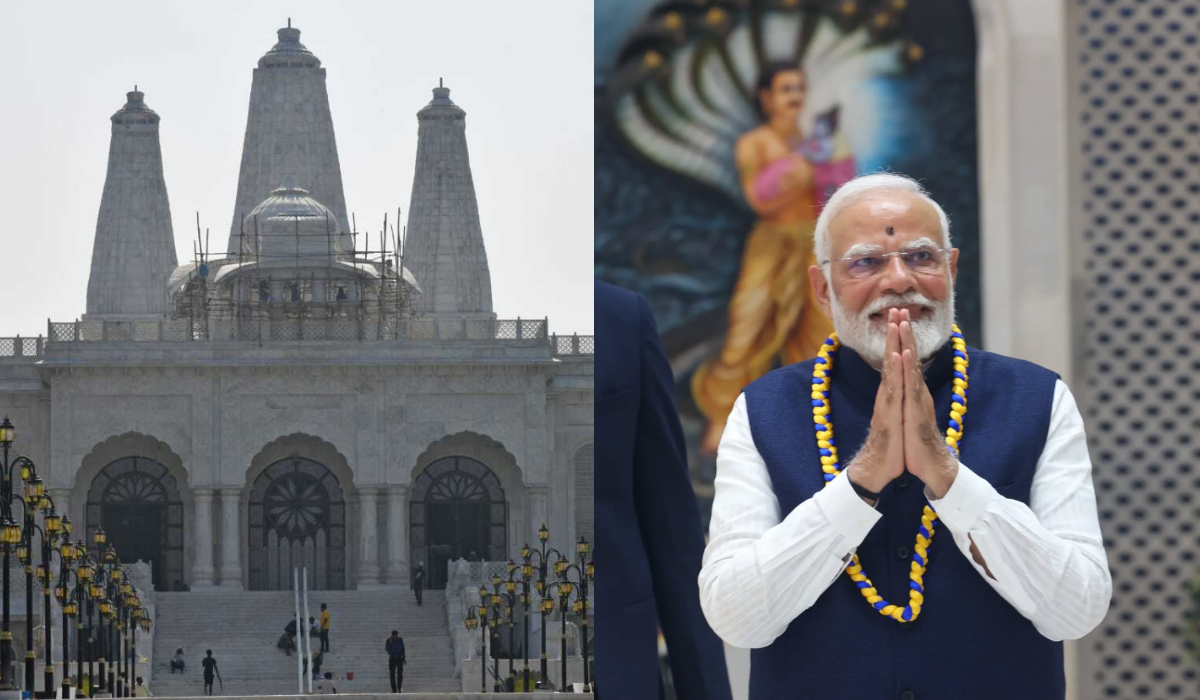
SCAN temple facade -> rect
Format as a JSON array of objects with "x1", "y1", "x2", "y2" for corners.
[{"x1": 0, "y1": 24, "x2": 594, "y2": 594}]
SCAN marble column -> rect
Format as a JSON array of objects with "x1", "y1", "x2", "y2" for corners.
[
  {"x1": 218, "y1": 488, "x2": 243, "y2": 589},
  {"x1": 387, "y1": 486, "x2": 409, "y2": 585},
  {"x1": 192, "y1": 489, "x2": 216, "y2": 586},
  {"x1": 357, "y1": 488, "x2": 381, "y2": 587}
]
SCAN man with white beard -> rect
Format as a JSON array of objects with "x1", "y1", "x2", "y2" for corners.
[{"x1": 698, "y1": 173, "x2": 1111, "y2": 700}]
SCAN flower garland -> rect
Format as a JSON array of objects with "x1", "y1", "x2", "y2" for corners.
[{"x1": 811, "y1": 325, "x2": 969, "y2": 623}]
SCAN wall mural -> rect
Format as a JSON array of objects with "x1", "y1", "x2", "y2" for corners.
[{"x1": 596, "y1": 0, "x2": 981, "y2": 525}]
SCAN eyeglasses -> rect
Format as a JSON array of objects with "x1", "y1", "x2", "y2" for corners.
[{"x1": 820, "y1": 247, "x2": 950, "y2": 280}]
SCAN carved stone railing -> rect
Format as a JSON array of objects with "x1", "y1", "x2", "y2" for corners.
[
  {"x1": 45, "y1": 317, "x2": 552, "y2": 344},
  {"x1": 551, "y1": 334, "x2": 594, "y2": 356},
  {"x1": 10, "y1": 325, "x2": 593, "y2": 359},
  {"x1": 0, "y1": 336, "x2": 45, "y2": 358}
]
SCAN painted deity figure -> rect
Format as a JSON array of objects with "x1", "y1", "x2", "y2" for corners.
[{"x1": 692, "y1": 64, "x2": 854, "y2": 452}]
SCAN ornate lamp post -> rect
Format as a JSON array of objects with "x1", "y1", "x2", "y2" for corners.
[
  {"x1": 26, "y1": 494, "x2": 62, "y2": 696},
  {"x1": 485, "y1": 578, "x2": 513, "y2": 691},
  {"x1": 544, "y1": 571, "x2": 576, "y2": 693},
  {"x1": 521, "y1": 523, "x2": 566, "y2": 688},
  {"x1": 569, "y1": 538, "x2": 593, "y2": 693},
  {"x1": 131, "y1": 611, "x2": 149, "y2": 696},
  {"x1": 88, "y1": 574, "x2": 109, "y2": 694},
  {"x1": 74, "y1": 549, "x2": 94, "y2": 694},
  {"x1": 490, "y1": 570, "x2": 521, "y2": 691},
  {"x1": 115, "y1": 582, "x2": 136, "y2": 698},
  {"x1": 14, "y1": 474, "x2": 48, "y2": 692},
  {"x1": 516, "y1": 559, "x2": 536, "y2": 692},
  {"x1": 97, "y1": 596, "x2": 115, "y2": 696},
  {"x1": 96, "y1": 541, "x2": 118, "y2": 694},
  {"x1": 487, "y1": 614, "x2": 500, "y2": 694},
  {"x1": 465, "y1": 604, "x2": 488, "y2": 693},
  {"x1": 0, "y1": 417, "x2": 34, "y2": 691},
  {"x1": 127, "y1": 596, "x2": 141, "y2": 697},
  {"x1": 107, "y1": 565, "x2": 129, "y2": 695},
  {"x1": 478, "y1": 585, "x2": 503, "y2": 693},
  {"x1": 40, "y1": 513, "x2": 71, "y2": 695},
  {"x1": 127, "y1": 604, "x2": 146, "y2": 696},
  {"x1": 56, "y1": 541, "x2": 84, "y2": 697}
]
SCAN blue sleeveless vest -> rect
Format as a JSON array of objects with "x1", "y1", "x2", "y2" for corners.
[{"x1": 742, "y1": 342, "x2": 1064, "y2": 700}]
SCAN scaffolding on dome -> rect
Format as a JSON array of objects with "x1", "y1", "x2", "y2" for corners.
[{"x1": 170, "y1": 208, "x2": 418, "y2": 341}]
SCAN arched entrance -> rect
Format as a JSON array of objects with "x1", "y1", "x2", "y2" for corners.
[
  {"x1": 248, "y1": 456, "x2": 347, "y2": 590},
  {"x1": 86, "y1": 457, "x2": 184, "y2": 591},
  {"x1": 410, "y1": 456, "x2": 507, "y2": 590}
]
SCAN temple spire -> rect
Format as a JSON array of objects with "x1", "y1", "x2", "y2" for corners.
[
  {"x1": 403, "y1": 83, "x2": 494, "y2": 317},
  {"x1": 226, "y1": 23, "x2": 350, "y2": 253},
  {"x1": 85, "y1": 88, "x2": 178, "y2": 317}
]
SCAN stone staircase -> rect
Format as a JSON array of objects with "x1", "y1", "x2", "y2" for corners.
[{"x1": 149, "y1": 589, "x2": 458, "y2": 696}]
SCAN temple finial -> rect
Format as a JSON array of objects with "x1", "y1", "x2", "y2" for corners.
[
  {"x1": 288, "y1": 17, "x2": 291, "y2": 28},
  {"x1": 439, "y1": 77, "x2": 443, "y2": 88}
]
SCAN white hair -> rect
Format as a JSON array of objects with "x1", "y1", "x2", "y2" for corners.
[{"x1": 812, "y1": 172, "x2": 952, "y2": 267}]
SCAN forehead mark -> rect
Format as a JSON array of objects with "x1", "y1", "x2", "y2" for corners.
[{"x1": 886, "y1": 226, "x2": 894, "y2": 236}]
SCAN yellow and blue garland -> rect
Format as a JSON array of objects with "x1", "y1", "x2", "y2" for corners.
[{"x1": 811, "y1": 326, "x2": 969, "y2": 623}]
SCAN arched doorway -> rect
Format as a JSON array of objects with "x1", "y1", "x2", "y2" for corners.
[
  {"x1": 86, "y1": 457, "x2": 184, "y2": 592},
  {"x1": 248, "y1": 456, "x2": 347, "y2": 590},
  {"x1": 410, "y1": 456, "x2": 507, "y2": 589}
]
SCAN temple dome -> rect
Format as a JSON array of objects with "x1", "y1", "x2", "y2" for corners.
[{"x1": 240, "y1": 184, "x2": 346, "y2": 266}]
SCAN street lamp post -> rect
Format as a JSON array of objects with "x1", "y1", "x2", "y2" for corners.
[
  {"x1": 16, "y1": 516, "x2": 36, "y2": 693},
  {"x1": 571, "y1": 538, "x2": 593, "y2": 693},
  {"x1": 97, "y1": 542, "x2": 117, "y2": 694},
  {"x1": 517, "y1": 560, "x2": 536, "y2": 692},
  {"x1": 0, "y1": 417, "x2": 36, "y2": 691},
  {"x1": 125, "y1": 598, "x2": 139, "y2": 698},
  {"x1": 488, "y1": 615, "x2": 500, "y2": 693},
  {"x1": 90, "y1": 528, "x2": 110, "y2": 695},
  {"x1": 543, "y1": 542, "x2": 594, "y2": 694},
  {"x1": 131, "y1": 612, "x2": 149, "y2": 696},
  {"x1": 25, "y1": 497, "x2": 62, "y2": 697},
  {"x1": 490, "y1": 570, "x2": 520, "y2": 690},
  {"x1": 75, "y1": 550, "x2": 93, "y2": 694},
  {"x1": 21, "y1": 475, "x2": 49, "y2": 693},
  {"x1": 35, "y1": 505, "x2": 64, "y2": 695},
  {"x1": 521, "y1": 523, "x2": 565, "y2": 689},
  {"x1": 107, "y1": 565, "x2": 127, "y2": 695},
  {"x1": 56, "y1": 540, "x2": 78, "y2": 696},
  {"x1": 486, "y1": 579, "x2": 512, "y2": 691},
  {"x1": 117, "y1": 581, "x2": 137, "y2": 698},
  {"x1": 478, "y1": 585, "x2": 502, "y2": 693},
  {"x1": 544, "y1": 575, "x2": 573, "y2": 693},
  {"x1": 465, "y1": 604, "x2": 488, "y2": 693}
]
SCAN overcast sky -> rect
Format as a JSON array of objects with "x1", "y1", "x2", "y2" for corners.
[{"x1": 0, "y1": 1, "x2": 593, "y2": 338}]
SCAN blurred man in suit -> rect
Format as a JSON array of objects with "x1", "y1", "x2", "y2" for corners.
[{"x1": 595, "y1": 280, "x2": 733, "y2": 700}]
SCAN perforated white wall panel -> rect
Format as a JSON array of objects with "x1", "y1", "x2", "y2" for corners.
[{"x1": 1073, "y1": 1, "x2": 1200, "y2": 698}]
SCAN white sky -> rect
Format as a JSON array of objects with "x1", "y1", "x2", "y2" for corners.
[{"x1": 0, "y1": 1, "x2": 593, "y2": 338}]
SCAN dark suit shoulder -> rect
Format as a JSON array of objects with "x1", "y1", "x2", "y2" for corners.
[
  {"x1": 967, "y1": 347, "x2": 1061, "y2": 383},
  {"x1": 744, "y1": 357, "x2": 822, "y2": 397},
  {"x1": 595, "y1": 279, "x2": 642, "y2": 326}
]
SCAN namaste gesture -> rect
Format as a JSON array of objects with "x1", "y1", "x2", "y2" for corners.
[{"x1": 846, "y1": 307, "x2": 959, "y2": 499}]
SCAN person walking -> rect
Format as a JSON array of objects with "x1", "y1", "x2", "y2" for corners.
[
  {"x1": 320, "y1": 603, "x2": 332, "y2": 652},
  {"x1": 201, "y1": 650, "x2": 219, "y2": 696},
  {"x1": 385, "y1": 630, "x2": 406, "y2": 693},
  {"x1": 412, "y1": 563, "x2": 425, "y2": 606}
]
